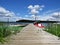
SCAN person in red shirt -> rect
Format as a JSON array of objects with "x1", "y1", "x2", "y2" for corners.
[{"x1": 34, "y1": 22, "x2": 44, "y2": 28}]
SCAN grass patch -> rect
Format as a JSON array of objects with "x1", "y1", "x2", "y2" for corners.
[
  {"x1": 0, "y1": 23, "x2": 24, "y2": 43},
  {"x1": 7, "y1": 26, "x2": 23, "y2": 35},
  {"x1": 45, "y1": 23, "x2": 60, "y2": 37}
]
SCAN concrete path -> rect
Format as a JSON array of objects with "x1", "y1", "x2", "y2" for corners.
[{"x1": 1, "y1": 24, "x2": 60, "y2": 45}]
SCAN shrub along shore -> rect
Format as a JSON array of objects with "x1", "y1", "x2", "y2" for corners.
[
  {"x1": 45, "y1": 23, "x2": 60, "y2": 37},
  {"x1": 0, "y1": 22, "x2": 24, "y2": 43}
]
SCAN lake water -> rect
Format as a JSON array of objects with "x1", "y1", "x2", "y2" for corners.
[{"x1": 0, "y1": 22, "x2": 48, "y2": 26}]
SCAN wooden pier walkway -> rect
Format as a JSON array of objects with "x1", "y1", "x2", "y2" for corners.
[{"x1": 1, "y1": 24, "x2": 60, "y2": 45}]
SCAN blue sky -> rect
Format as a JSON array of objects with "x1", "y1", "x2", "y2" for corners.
[{"x1": 0, "y1": 0, "x2": 60, "y2": 21}]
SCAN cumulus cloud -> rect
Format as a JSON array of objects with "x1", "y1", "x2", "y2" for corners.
[
  {"x1": 0, "y1": 7, "x2": 22, "y2": 22},
  {"x1": 52, "y1": 12, "x2": 60, "y2": 18},
  {"x1": 50, "y1": 12, "x2": 60, "y2": 21},
  {"x1": 28, "y1": 5, "x2": 33, "y2": 9},
  {"x1": 45, "y1": 12, "x2": 60, "y2": 21},
  {"x1": 48, "y1": 17, "x2": 56, "y2": 21},
  {"x1": 0, "y1": 7, "x2": 15, "y2": 17},
  {"x1": 34, "y1": 5, "x2": 40, "y2": 10},
  {"x1": 0, "y1": 16, "x2": 22, "y2": 22},
  {"x1": 30, "y1": 14, "x2": 57, "y2": 21},
  {"x1": 42, "y1": 8, "x2": 60, "y2": 21},
  {"x1": 37, "y1": 15, "x2": 52, "y2": 21},
  {"x1": 30, "y1": 15, "x2": 35, "y2": 19},
  {"x1": 10, "y1": 16, "x2": 22, "y2": 21},
  {"x1": 30, "y1": 9, "x2": 39, "y2": 14},
  {"x1": 23, "y1": 14, "x2": 56, "y2": 21},
  {"x1": 28, "y1": 6, "x2": 60, "y2": 21},
  {"x1": 28, "y1": 5, "x2": 44, "y2": 15},
  {"x1": 29, "y1": 14, "x2": 51, "y2": 21},
  {"x1": 43, "y1": 8, "x2": 60, "y2": 15}
]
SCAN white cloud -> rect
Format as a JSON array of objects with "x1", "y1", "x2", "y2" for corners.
[
  {"x1": 0, "y1": 7, "x2": 22, "y2": 22},
  {"x1": 34, "y1": 5, "x2": 40, "y2": 10},
  {"x1": 10, "y1": 16, "x2": 22, "y2": 21},
  {"x1": 37, "y1": 15, "x2": 52, "y2": 20},
  {"x1": 5, "y1": 11, "x2": 15, "y2": 17},
  {"x1": 0, "y1": 16, "x2": 22, "y2": 22},
  {"x1": 48, "y1": 17, "x2": 56, "y2": 21},
  {"x1": 52, "y1": 12, "x2": 60, "y2": 18},
  {"x1": 50, "y1": 12, "x2": 60, "y2": 21},
  {"x1": 45, "y1": 12, "x2": 60, "y2": 21},
  {"x1": 28, "y1": 5, "x2": 33, "y2": 9},
  {"x1": 0, "y1": 7, "x2": 8, "y2": 13},
  {"x1": 30, "y1": 9, "x2": 39, "y2": 14},
  {"x1": 29, "y1": 14, "x2": 52, "y2": 21},
  {"x1": 30, "y1": 15, "x2": 35, "y2": 19},
  {"x1": 0, "y1": 7, "x2": 15, "y2": 17},
  {"x1": 42, "y1": 8, "x2": 60, "y2": 21},
  {"x1": 28, "y1": 5, "x2": 44, "y2": 15},
  {"x1": 43, "y1": 8, "x2": 60, "y2": 15}
]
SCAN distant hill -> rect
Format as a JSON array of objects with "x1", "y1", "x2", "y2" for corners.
[
  {"x1": 16, "y1": 19, "x2": 35, "y2": 22},
  {"x1": 16, "y1": 19, "x2": 58, "y2": 23}
]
